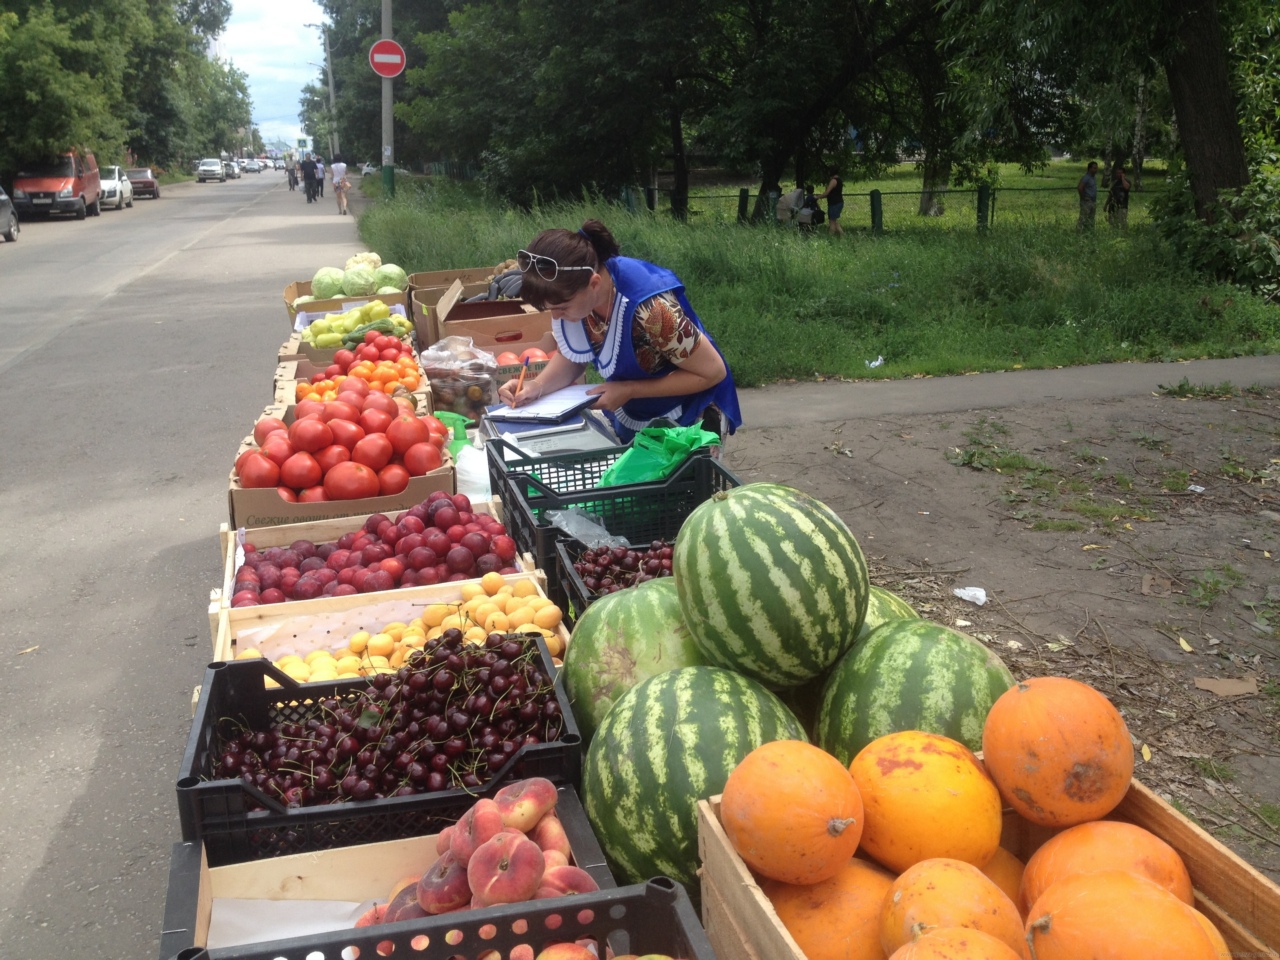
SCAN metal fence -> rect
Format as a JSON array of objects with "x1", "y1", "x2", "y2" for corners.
[{"x1": 637, "y1": 183, "x2": 1168, "y2": 232}]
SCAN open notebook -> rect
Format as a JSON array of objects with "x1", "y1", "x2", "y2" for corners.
[{"x1": 484, "y1": 383, "x2": 598, "y2": 423}]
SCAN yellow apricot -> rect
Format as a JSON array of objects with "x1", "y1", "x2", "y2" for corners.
[
  {"x1": 533, "y1": 605, "x2": 563, "y2": 630},
  {"x1": 480, "y1": 572, "x2": 507, "y2": 596}
]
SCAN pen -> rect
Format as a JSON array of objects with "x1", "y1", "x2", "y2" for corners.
[{"x1": 510, "y1": 357, "x2": 530, "y2": 407}]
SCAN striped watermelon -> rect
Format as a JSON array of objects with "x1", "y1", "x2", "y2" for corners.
[
  {"x1": 562, "y1": 578, "x2": 709, "y2": 744},
  {"x1": 855, "y1": 584, "x2": 919, "y2": 643},
  {"x1": 673, "y1": 484, "x2": 870, "y2": 688},
  {"x1": 815, "y1": 619, "x2": 1016, "y2": 764},
  {"x1": 581, "y1": 666, "x2": 806, "y2": 889}
]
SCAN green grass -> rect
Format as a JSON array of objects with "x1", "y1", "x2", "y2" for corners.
[
  {"x1": 1184, "y1": 565, "x2": 1246, "y2": 608},
  {"x1": 357, "y1": 169, "x2": 1280, "y2": 387}
]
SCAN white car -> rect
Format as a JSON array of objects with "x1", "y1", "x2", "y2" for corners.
[
  {"x1": 197, "y1": 158, "x2": 226, "y2": 182},
  {"x1": 100, "y1": 166, "x2": 134, "y2": 209}
]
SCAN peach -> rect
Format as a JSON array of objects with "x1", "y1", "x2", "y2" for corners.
[
  {"x1": 417, "y1": 851, "x2": 471, "y2": 915},
  {"x1": 353, "y1": 903, "x2": 387, "y2": 927},
  {"x1": 436, "y1": 824, "x2": 455, "y2": 856},
  {"x1": 533, "y1": 945, "x2": 596, "y2": 960},
  {"x1": 384, "y1": 875, "x2": 428, "y2": 924},
  {"x1": 543, "y1": 849, "x2": 570, "y2": 869},
  {"x1": 451, "y1": 797, "x2": 506, "y2": 862},
  {"x1": 467, "y1": 831, "x2": 546, "y2": 906},
  {"x1": 529, "y1": 810, "x2": 571, "y2": 860},
  {"x1": 533, "y1": 864, "x2": 599, "y2": 900},
  {"x1": 494, "y1": 777, "x2": 559, "y2": 832}
]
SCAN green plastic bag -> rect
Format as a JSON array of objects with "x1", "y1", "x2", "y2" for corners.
[{"x1": 597, "y1": 424, "x2": 721, "y2": 487}]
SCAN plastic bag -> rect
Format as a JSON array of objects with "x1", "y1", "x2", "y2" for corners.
[
  {"x1": 597, "y1": 423, "x2": 721, "y2": 488},
  {"x1": 546, "y1": 509, "x2": 629, "y2": 549},
  {"x1": 420, "y1": 336, "x2": 497, "y2": 421}
]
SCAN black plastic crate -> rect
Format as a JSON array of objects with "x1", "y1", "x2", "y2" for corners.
[
  {"x1": 159, "y1": 784, "x2": 617, "y2": 960},
  {"x1": 177, "y1": 639, "x2": 582, "y2": 866},
  {"x1": 162, "y1": 876, "x2": 713, "y2": 960},
  {"x1": 486, "y1": 439, "x2": 738, "y2": 607}
]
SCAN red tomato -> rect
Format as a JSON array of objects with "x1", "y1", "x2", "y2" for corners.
[
  {"x1": 378, "y1": 463, "x2": 411, "y2": 496},
  {"x1": 260, "y1": 432, "x2": 296, "y2": 467},
  {"x1": 361, "y1": 392, "x2": 400, "y2": 416},
  {"x1": 337, "y1": 377, "x2": 369, "y2": 399},
  {"x1": 364, "y1": 330, "x2": 382, "y2": 344},
  {"x1": 356, "y1": 344, "x2": 380, "y2": 362},
  {"x1": 309, "y1": 372, "x2": 327, "y2": 385},
  {"x1": 334, "y1": 348, "x2": 356, "y2": 370},
  {"x1": 327, "y1": 418, "x2": 365, "y2": 450},
  {"x1": 324, "y1": 363, "x2": 343, "y2": 379},
  {"x1": 237, "y1": 452, "x2": 280, "y2": 488},
  {"x1": 321, "y1": 399, "x2": 361, "y2": 423},
  {"x1": 253, "y1": 416, "x2": 288, "y2": 447},
  {"x1": 494, "y1": 352, "x2": 520, "y2": 367},
  {"x1": 403, "y1": 442, "x2": 443, "y2": 476},
  {"x1": 386, "y1": 414, "x2": 430, "y2": 455},
  {"x1": 288, "y1": 416, "x2": 334, "y2": 453},
  {"x1": 377, "y1": 347, "x2": 400, "y2": 362},
  {"x1": 280, "y1": 451, "x2": 322, "y2": 489},
  {"x1": 295, "y1": 398, "x2": 325, "y2": 420},
  {"x1": 276, "y1": 486, "x2": 298, "y2": 503},
  {"x1": 420, "y1": 414, "x2": 448, "y2": 436},
  {"x1": 392, "y1": 396, "x2": 417, "y2": 417},
  {"x1": 324, "y1": 461, "x2": 381, "y2": 500},
  {"x1": 299, "y1": 485, "x2": 329, "y2": 502},
  {"x1": 359, "y1": 408, "x2": 394, "y2": 436},
  {"x1": 352, "y1": 433, "x2": 394, "y2": 470},
  {"x1": 314, "y1": 444, "x2": 351, "y2": 474},
  {"x1": 519, "y1": 347, "x2": 549, "y2": 363}
]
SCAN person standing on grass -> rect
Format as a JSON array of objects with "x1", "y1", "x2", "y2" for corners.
[
  {"x1": 1106, "y1": 164, "x2": 1131, "y2": 230},
  {"x1": 496, "y1": 219, "x2": 742, "y2": 445},
  {"x1": 330, "y1": 155, "x2": 350, "y2": 216},
  {"x1": 1077, "y1": 161, "x2": 1099, "y2": 230},
  {"x1": 815, "y1": 167, "x2": 844, "y2": 237}
]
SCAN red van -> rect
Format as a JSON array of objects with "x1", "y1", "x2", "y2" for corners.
[{"x1": 12, "y1": 151, "x2": 102, "y2": 220}]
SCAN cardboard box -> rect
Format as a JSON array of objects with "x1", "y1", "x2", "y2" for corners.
[
  {"x1": 411, "y1": 281, "x2": 491, "y2": 348},
  {"x1": 160, "y1": 785, "x2": 613, "y2": 958},
  {"x1": 283, "y1": 279, "x2": 410, "y2": 329},
  {"x1": 697, "y1": 782, "x2": 1280, "y2": 960},
  {"x1": 407, "y1": 266, "x2": 498, "y2": 290}
]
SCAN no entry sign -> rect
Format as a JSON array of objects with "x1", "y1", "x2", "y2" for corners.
[{"x1": 369, "y1": 38, "x2": 406, "y2": 78}]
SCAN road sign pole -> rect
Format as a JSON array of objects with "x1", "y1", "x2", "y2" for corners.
[{"x1": 381, "y1": 0, "x2": 394, "y2": 198}]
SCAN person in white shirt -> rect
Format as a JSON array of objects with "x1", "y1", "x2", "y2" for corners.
[
  {"x1": 329, "y1": 155, "x2": 350, "y2": 216},
  {"x1": 315, "y1": 158, "x2": 325, "y2": 198}
]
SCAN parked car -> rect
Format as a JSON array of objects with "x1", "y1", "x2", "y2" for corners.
[
  {"x1": 100, "y1": 165, "x2": 134, "y2": 210},
  {"x1": 11, "y1": 152, "x2": 102, "y2": 220},
  {"x1": 244, "y1": 159, "x2": 261, "y2": 173},
  {"x1": 126, "y1": 167, "x2": 161, "y2": 198},
  {"x1": 274, "y1": 159, "x2": 286, "y2": 170},
  {"x1": 223, "y1": 160, "x2": 241, "y2": 179},
  {"x1": 198, "y1": 159, "x2": 225, "y2": 183},
  {"x1": 0, "y1": 184, "x2": 18, "y2": 242}
]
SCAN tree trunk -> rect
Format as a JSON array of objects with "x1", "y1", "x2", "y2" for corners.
[
  {"x1": 668, "y1": 98, "x2": 689, "y2": 221},
  {"x1": 1161, "y1": 0, "x2": 1250, "y2": 220},
  {"x1": 1132, "y1": 74, "x2": 1147, "y2": 191},
  {"x1": 918, "y1": 153, "x2": 950, "y2": 216}
]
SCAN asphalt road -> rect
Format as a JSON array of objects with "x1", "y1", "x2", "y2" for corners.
[{"x1": 0, "y1": 168, "x2": 360, "y2": 960}]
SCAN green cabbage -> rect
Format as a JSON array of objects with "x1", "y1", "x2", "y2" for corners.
[
  {"x1": 342, "y1": 266, "x2": 378, "y2": 296},
  {"x1": 292, "y1": 295, "x2": 317, "y2": 309},
  {"x1": 311, "y1": 267, "x2": 344, "y2": 300},
  {"x1": 376, "y1": 286, "x2": 401, "y2": 295},
  {"x1": 373, "y1": 263, "x2": 409, "y2": 291}
]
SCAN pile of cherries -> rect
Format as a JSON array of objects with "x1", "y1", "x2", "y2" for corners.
[
  {"x1": 569, "y1": 539, "x2": 674, "y2": 597},
  {"x1": 212, "y1": 630, "x2": 563, "y2": 809}
]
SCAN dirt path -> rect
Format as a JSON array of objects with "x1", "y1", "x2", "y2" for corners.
[{"x1": 726, "y1": 383, "x2": 1280, "y2": 880}]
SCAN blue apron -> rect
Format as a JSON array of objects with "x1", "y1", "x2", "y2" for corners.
[{"x1": 551, "y1": 257, "x2": 742, "y2": 442}]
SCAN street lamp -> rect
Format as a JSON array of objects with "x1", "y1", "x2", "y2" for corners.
[{"x1": 304, "y1": 22, "x2": 339, "y2": 158}]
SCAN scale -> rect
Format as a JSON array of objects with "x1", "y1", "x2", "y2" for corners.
[{"x1": 479, "y1": 409, "x2": 621, "y2": 458}]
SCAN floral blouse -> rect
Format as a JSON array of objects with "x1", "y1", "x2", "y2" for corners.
[{"x1": 584, "y1": 291, "x2": 702, "y2": 374}]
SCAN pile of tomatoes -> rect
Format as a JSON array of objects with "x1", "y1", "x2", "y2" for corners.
[
  {"x1": 235, "y1": 377, "x2": 451, "y2": 502},
  {"x1": 295, "y1": 333, "x2": 424, "y2": 402},
  {"x1": 493, "y1": 346, "x2": 552, "y2": 368}
]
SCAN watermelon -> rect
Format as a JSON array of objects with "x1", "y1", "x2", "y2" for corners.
[
  {"x1": 581, "y1": 666, "x2": 806, "y2": 890},
  {"x1": 855, "y1": 584, "x2": 919, "y2": 643},
  {"x1": 815, "y1": 618, "x2": 1016, "y2": 764},
  {"x1": 673, "y1": 483, "x2": 870, "y2": 688},
  {"x1": 562, "y1": 578, "x2": 709, "y2": 744}
]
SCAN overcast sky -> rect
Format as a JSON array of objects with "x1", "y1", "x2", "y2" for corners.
[{"x1": 218, "y1": 0, "x2": 328, "y2": 149}]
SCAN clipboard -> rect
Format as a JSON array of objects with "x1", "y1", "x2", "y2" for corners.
[{"x1": 484, "y1": 384, "x2": 597, "y2": 424}]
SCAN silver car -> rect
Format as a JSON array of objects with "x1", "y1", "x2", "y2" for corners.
[
  {"x1": 100, "y1": 165, "x2": 134, "y2": 209},
  {"x1": 198, "y1": 159, "x2": 225, "y2": 183}
]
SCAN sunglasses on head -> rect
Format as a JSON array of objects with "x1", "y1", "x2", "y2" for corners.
[{"x1": 516, "y1": 249, "x2": 595, "y2": 282}]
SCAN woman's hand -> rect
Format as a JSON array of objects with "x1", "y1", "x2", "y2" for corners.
[
  {"x1": 497, "y1": 376, "x2": 544, "y2": 408},
  {"x1": 585, "y1": 380, "x2": 633, "y2": 411}
]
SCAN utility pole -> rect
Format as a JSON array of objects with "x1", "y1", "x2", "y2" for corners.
[{"x1": 381, "y1": 0, "x2": 394, "y2": 198}]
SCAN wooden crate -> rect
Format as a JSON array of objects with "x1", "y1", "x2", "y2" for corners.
[{"x1": 697, "y1": 782, "x2": 1280, "y2": 960}]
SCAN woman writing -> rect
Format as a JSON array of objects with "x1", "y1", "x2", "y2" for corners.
[{"x1": 497, "y1": 220, "x2": 741, "y2": 443}]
